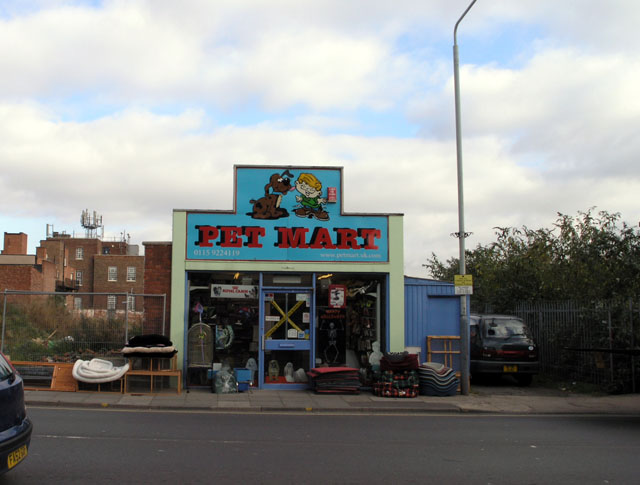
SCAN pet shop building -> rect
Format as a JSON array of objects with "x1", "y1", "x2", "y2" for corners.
[{"x1": 170, "y1": 165, "x2": 408, "y2": 389}]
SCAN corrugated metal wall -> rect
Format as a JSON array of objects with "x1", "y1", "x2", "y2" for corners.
[{"x1": 404, "y1": 277, "x2": 460, "y2": 368}]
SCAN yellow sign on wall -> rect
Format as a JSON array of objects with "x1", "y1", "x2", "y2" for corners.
[{"x1": 454, "y1": 274, "x2": 473, "y2": 286}]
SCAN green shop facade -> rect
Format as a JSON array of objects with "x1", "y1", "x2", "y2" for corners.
[{"x1": 170, "y1": 166, "x2": 405, "y2": 390}]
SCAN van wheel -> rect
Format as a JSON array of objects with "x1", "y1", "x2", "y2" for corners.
[{"x1": 516, "y1": 374, "x2": 533, "y2": 386}]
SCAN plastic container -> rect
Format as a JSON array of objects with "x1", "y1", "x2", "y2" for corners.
[{"x1": 234, "y1": 368, "x2": 252, "y2": 383}]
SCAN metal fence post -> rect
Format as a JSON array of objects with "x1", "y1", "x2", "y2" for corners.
[
  {"x1": 125, "y1": 291, "x2": 129, "y2": 343},
  {"x1": 607, "y1": 307, "x2": 614, "y2": 383},
  {"x1": 162, "y1": 293, "x2": 167, "y2": 336},
  {"x1": 630, "y1": 298, "x2": 636, "y2": 393},
  {"x1": 1, "y1": 290, "x2": 7, "y2": 353}
]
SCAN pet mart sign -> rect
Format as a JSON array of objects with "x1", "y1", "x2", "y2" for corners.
[{"x1": 185, "y1": 166, "x2": 389, "y2": 262}]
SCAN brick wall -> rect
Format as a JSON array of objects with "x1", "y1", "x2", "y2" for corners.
[
  {"x1": 143, "y1": 242, "x2": 172, "y2": 331},
  {"x1": 0, "y1": 265, "x2": 32, "y2": 291},
  {"x1": 28, "y1": 261, "x2": 57, "y2": 292},
  {"x1": 0, "y1": 261, "x2": 56, "y2": 292},
  {"x1": 40, "y1": 260, "x2": 56, "y2": 292},
  {"x1": 93, "y1": 254, "x2": 145, "y2": 309},
  {"x1": 2, "y1": 232, "x2": 28, "y2": 255},
  {"x1": 65, "y1": 239, "x2": 102, "y2": 291}
]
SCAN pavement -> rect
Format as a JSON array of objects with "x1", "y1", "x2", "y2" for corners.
[{"x1": 25, "y1": 385, "x2": 640, "y2": 415}]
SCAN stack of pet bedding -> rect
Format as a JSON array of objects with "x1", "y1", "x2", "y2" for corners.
[
  {"x1": 307, "y1": 367, "x2": 360, "y2": 394},
  {"x1": 121, "y1": 334, "x2": 177, "y2": 359},
  {"x1": 372, "y1": 352, "x2": 420, "y2": 398},
  {"x1": 418, "y1": 362, "x2": 459, "y2": 396},
  {"x1": 379, "y1": 351, "x2": 420, "y2": 372},
  {"x1": 372, "y1": 369, "x2": 419, "y2": 398}
]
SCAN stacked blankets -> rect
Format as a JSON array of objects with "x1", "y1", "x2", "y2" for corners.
[
  {"x1": 418, "y1": 362, "x2": 459, "y2": 396},
  {"x1": 380, "y1": 352, "x2": 420, "y2": 372},
  {"x1": 121, "y1": 334, "x2": 177, "y2": 359},
  {"x1": 307, "y1": 367, "x2": 360, "y2": 394},
  {"x1": 373, "y1": 370, "x2": 419, "y2": 398},
  {"x1": 373, "y1": 352, "x2": 420, "y2": 398}
]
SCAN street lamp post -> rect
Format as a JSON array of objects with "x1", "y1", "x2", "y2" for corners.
[{"x1": 453, "y1": 0, "x2": 477, "y2": 396}]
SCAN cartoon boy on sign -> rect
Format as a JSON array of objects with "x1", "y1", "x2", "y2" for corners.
[{"x1": 294, "y1": 173, "x2": 330, "y2": 221}]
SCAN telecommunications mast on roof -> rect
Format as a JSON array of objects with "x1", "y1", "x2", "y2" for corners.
[{"x1": 80, "y1": 209, "x2": 104, "y2": 239}]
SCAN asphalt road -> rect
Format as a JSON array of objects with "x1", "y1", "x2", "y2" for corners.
[{"x1": 5, "y1": 407, "x2": 640, "y2": 484}]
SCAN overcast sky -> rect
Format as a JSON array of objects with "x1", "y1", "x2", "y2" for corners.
[{"x1": 1, "y1": 0, "x2": 639, "y2": 277}]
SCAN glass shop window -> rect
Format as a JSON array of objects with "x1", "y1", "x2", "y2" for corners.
[
  {"x1": 187, "y1": 271, "x2": 259, "y2": 388},
  {"x1": 315, "y1": 274, "x2": 387, "y2": 376}
]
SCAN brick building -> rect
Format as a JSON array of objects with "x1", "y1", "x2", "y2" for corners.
[
  {"x1": 92, "y1": 253, "x2": 145, "y2": 311},
  {"x1": 0, "y1": 233, "x2": 56, "y2": 292},
  {"x1": 38, "y1": 232, "x2": 144, "y2": 311},
  {"x1": 1, "y1": 229, "x2": 172, "y2": 334}
]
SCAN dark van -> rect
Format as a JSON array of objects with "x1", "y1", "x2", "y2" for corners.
[
  {"x1": 0, "y1": 352, "x2": 32, "y2": 475},
  {"x1": 469, "y1": 314, "x2": 539, "y2": 386}
]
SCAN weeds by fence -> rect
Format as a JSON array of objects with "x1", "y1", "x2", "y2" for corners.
[
  {"x1": 1, "y1": 290, "x2": 166, "y2": 364},
  {"x1": 511, "y1": 299, "x2": 639, "y2": 393}
]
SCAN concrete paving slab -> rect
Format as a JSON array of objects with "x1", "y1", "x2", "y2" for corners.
[
  {"x1": 216, "y1": 401, "x2": 252, "y2": 409},
  {"x1": 82, "y1": 393, "x2": 126, "y2": 405},
  {"x1": 117, "y1": 395, "x2": 154, "y2": 406}
]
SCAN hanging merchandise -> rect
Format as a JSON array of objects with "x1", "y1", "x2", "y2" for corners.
[
  {"x1": 318, "y1": 308, "x2": 346, "y2": 365},
  {"x1": 215, "y1": 324, "x2": 234, "y2": 349},
  {"x1": 187, "y1": 324, "x2": 213, "y2": 367},
  {"x1": 193, "y1": 301, "x2": 204, "y2": 321}
]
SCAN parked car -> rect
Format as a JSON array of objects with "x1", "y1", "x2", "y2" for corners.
[
  {"x1": 469, "y1": 314, "x2": 539, "y2": 386},
  {"x1": 0, "y1": 351, "x2": 32, "y2": 475}
]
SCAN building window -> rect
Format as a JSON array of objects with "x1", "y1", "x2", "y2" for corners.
[
  {"x1": 76, "y1": 270, "x2": 83, "y2": 286},
  {"x1": 127, "y1": 266, "x2": 136, "y2": 282},
  {"x1": 108, "y1": 266, "x2": 117, "y2": 281},
  {"x1": 127, "y1": 295, "x2": 135, "y2": 311},
  {"x1": 74, "y1": 297, "x2": 82, "y2": 310},
  {"x1": 107, "y1": 295, "x2": 116, "y2": 310},
  {"x1": 76, "y1": 247, "x2": 84, "y2": 260}
]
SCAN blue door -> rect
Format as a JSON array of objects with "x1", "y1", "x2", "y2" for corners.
[{"x1": 260, "y1": 290, "x2": 313, "y2": 389}]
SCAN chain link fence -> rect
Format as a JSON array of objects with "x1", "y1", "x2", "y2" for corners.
[
  {"x1": 511, "y1": 299, "x2": 639, "y2": 393},
  {"x1": 1, "y1": 290, "x2": 167, "y2": 364}
]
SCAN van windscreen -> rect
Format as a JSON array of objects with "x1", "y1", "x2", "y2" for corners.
[{"x1": 484, "y1": 319, "x2": 528, "y2": 339}]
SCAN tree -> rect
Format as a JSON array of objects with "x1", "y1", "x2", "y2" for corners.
[{"x1": 425, "y1": 209, "x2": 640, "y2": 311}]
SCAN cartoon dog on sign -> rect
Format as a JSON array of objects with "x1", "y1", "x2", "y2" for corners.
[{"x1": 246, "y1": 169, "x2": 295, "y2": 220}]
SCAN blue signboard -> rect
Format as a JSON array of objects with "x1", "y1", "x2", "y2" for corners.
[{"x1": 186, "y1": 166, "x2": 389, "y2": 262}]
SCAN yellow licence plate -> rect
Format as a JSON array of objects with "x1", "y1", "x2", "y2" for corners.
[
  {"x1": 503, "y1": 365, "x2": 518, "y2": 373},
  {"x1": 7, "y1": 445, "x2": 28, "y2": 469}
]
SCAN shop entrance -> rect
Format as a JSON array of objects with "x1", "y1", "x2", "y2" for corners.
[{"x1": 261, "y1": 290, "x2": 313, "y2": 389}]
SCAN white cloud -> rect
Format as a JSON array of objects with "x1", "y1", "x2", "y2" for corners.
[{"x1": 1, "y1": 0, "x2": 640, "y2": 278}]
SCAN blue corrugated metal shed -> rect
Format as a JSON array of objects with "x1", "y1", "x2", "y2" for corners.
[{"x1": 404, "y1": 276, "x2": 461, "y2": 370}]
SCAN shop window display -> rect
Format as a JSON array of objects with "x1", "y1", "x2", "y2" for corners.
[
  {"x1": 187, "y1": 271, "x2": 259, "y2": 388},
  {"x1": 314, "y1": 275, "x2": 386, "y2": 376},
  {"x1": 264, "y1": 350, "x2": 309, "y2": 384},
  {"x1": 187, "y1": 271, "x2": 386, "y2": 388}
]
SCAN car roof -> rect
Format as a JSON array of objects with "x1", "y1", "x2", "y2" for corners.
[{"x1": 470, "y1": 313, "x2": 523, "y2": 320}]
